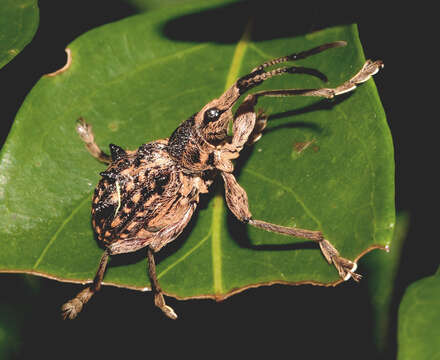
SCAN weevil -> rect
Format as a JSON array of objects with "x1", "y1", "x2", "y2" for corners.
[{"x1": 62, "y1": 41, "x2": 383, "y2": 320}]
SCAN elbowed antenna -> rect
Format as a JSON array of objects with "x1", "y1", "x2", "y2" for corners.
[
  {"x1": 251, "y1": 41, "x2": 347, "y2": 73},
  {"x1": 206, "y1": 41, "x2": 348, "y2": 116},
  {"x1": 235, "y1": 41, "x2": 347, "y2": 93}
]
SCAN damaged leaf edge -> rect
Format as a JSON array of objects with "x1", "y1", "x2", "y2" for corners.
[{"x1": 44, "y1": 48, "x2": 72, "y2": 77}]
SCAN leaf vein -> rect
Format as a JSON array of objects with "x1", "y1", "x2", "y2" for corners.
[
  {"x1": 32, "y1": 192, "x2": 92, "y2": 269},
  {"x1": 210, "y1": 18, "x2": 253, "y2": 295},
  {"x1": 242, "y1": 167, "x2": 322, "y2": 229},
  {"x1": 36, "y1": 43, "x2": 210, "y2": 154},
  {"x1": 335, "y1": 103, "x2": 377, "y2": 242},
  {"x1": 157, "y1": 230, "x2": 212, "y2": 280}
]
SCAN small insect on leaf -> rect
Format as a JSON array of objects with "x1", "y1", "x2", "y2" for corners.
[{"x1": 62, "y1": 40, "x2": 384, "y2": 319}]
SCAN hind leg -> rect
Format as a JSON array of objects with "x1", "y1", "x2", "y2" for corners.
[
  {"x1": 147, "y1": 247, "x2": 177, "y2": 319},
  {"x1": 61, "y1": 250, "x2": 110, "y2": 319}
]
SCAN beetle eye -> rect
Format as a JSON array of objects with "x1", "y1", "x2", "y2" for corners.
[{"x1": 204, "y1": 108, "x2": 221, "y2": 122}]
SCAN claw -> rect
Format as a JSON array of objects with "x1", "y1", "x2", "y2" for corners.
[
  {"x1": 61, "y1": 287, "x2": 94, "y2": 320},
  {"x1": 319, "y1": 239, "x2": 362, "y2": 282},
  {"x1": 343, "y1": 262, "x2": 362, "y2": 282},
  {"x1": 336, "y1": 258, "x2": 362, "y2": 282},
  {"x1": 348, "y1": 270, "x2": 363, "y2": 282},
  {"x1": 61, "y1": 298, "x2": 83, "y2": 320},
  {"x1": 75, "y1": 117, "x2": 94, "y2": 144},
  {"x1": 162, "y1": 305, "x2": 178, "y2": 320},
  {"x1": 154, "y1": 292, "x2": 178, "y2": 320}
]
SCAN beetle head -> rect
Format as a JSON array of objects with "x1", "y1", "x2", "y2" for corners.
[
  {"x1": 193, "y1": 41, "x2": 347, "y2": 145},
  {"x1": 192, "y1": 67, "x2": 300, "y2": 144},
  {"x1": 193, "y1": 70, "x2": 276, "y2": 145}
]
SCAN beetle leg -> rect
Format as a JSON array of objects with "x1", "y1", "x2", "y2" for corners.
[
  {"x1": 221, "y1": 171, "x2": 361, "y2": 282},
  {"x1": 76, "y1": 117, "x2": 111, "y2": 164},
  {"x1": 147, "y1": 247, "x2": 178, "y2": 320},
  {"x1": 217, "y1": 59, "x2": 382, "y2": 171},
  {"x1": 226, "y1": 59, "x2": 384, "y2": 156},
  {"x1": 61, "y1": 249, "x2": 110, "y2": 319},
  {"x1": 213, "y1": 95, "x2": 258, "y2": 172},
  {"x1": 246, "y1": 108, "x2": 267, "y2": 146},
  {"x1": 250, "y1": 59, "x2": 383, "y2": 100}
]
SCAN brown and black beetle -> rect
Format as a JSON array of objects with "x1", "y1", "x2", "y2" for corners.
[{"x1": 62, "y1": 41, "x2": 383, "y2": 319}]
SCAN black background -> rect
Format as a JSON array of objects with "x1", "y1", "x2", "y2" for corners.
[{"x1": 0, "y1": 1, "x2": 436, "y2": 358}]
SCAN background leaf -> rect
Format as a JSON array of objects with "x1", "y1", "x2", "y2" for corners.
[
  {"x1": 122, "y1": 0, "x2": 201, "y2": 12},
  {"x1": 398, "y1": 267, "x2": 440, "y2": 360},
  {"x1": 363, "y1": 212, "x2": 409, "y2": 355},
  {"x1": 0, "y1": 304, "x2": 23, "y2": 358},
  {"x1": 0, "y1": 0, "x2": 39, "y2": 69},
  {"x1": 0, "y1": 1, "x2": 393, "y2": 299}
]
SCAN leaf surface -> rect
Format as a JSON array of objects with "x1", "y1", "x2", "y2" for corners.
[
  {"x1": 0, "y1": 0, "x2": 39, "y2": 69},
  {"x1": 398, "y1": 267, "x2": 440, "y2": 360},
  {"x1": 0, "y1": 1, "x2": 394, "y2": 299}
]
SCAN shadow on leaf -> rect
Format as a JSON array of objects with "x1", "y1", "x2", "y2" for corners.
[{"x1": 162, "y1": 0, "x2": 366, "y2": 44}]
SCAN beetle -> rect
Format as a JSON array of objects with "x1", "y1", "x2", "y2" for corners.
[{"x1": 61, "y1": 41, "x2": 383, "y2": 320}]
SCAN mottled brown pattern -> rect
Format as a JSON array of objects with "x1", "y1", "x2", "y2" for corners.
[
  {"x1": 90, "y1": 141, "x2": 203, "y2": 255},
  {"x1": 63, "y1": 42, "x2": 382, "y2": 320}
]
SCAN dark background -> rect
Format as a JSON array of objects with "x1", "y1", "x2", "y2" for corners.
[{"x1": 0, "y1": 1, "x2": 435, "y2": 358}]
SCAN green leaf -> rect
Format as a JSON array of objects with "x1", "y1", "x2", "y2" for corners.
[
  {"x1": 0, "y1": 304, "x2": 24, "y2": 358},
  {"x1": 122, "y1": 0, "x2": 200, "y2": 12},
  {"x1": 0, "y1": 1, "x2": 394, "y2": 299},
  {"x1": 363, "y1": 213, "x2": 409, "y2": 354},
  {"x1": 0, "y1": 0, "x2": 39, "y2": 69},
  {"x1": 398, "y1": 267, "x2": 440, "y2": 360}
]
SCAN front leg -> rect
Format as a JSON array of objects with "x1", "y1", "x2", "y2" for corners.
[
  {"x1": 221, "y1": 171, "x2": 361, "y2": 282},
  {"x1": 76, "y1": 117, "x2": 111, "y2": 164},
  {"x1": 246, "y1": 109, "x2": 268, "y2": 145},
  {"x1": 214, "y1": 95, "x2": 258, "y2": 172},
  {"x1": 214, "y1": 59, "x2": 383, "y2": 173}
]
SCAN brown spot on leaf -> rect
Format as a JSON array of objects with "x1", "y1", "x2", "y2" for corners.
[
  {"x1": 8, "y1": 49, "x2": 19, "y2": 56},
  {"x1": 293, "y1": 139, "x2": 316, "y2": 154},
  {"x1": 108, "y1": 121, "x2": 119, "y2": 132}
]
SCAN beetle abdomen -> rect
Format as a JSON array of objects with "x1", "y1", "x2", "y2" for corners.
[{"x1": 91, "y1": 140, "x2": 200, "y2": 254}]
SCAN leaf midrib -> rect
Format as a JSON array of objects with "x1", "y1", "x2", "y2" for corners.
[
  {"x1": 211, "y1": 19, "x2": 253, "y2": 295},
  {"x1": 31, "y1": 20, "x2": 255, "y2": 283}
]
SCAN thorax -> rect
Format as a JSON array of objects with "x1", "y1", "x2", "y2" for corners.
[{"x1": 167, "y1": 116, "x2": 225, "y2": 173}]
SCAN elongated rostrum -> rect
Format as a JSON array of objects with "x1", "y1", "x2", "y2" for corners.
[{"x1": 62, "y1": 41, "x2": 383, "y2": 320}]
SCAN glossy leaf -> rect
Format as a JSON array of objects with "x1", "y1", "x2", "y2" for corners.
[
  {"x1": 0, "y1": 1, "x2": 394, "y2": 299},
  {"x1": 398, "y1": 267, "x2": 440, "y2": 360},
  {"x1": 0, "y1": 0, "x2": 39, "y2": 69}
]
